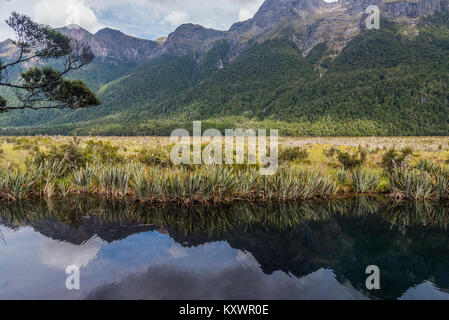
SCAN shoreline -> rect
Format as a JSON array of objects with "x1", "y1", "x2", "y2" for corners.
[{"x1": 0, "y1": 192, "x2": 447, "y2": 207}]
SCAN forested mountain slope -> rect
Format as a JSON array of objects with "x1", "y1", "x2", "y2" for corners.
[{"x1": 0, "y1": 0, "x2": 448, "y2": 136}]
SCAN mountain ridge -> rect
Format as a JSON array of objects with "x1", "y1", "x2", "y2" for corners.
[{"x1": 0, "y1": 0, "x2": 448, "y2": 136}]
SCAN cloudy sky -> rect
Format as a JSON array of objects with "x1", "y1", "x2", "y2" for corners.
[{"x1": 0, "y1": 0, "x2": 266, "y2": 41}]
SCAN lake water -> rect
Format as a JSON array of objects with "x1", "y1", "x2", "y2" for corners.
[{"x1": 1, "y1": 197, "x2": 449, "y2": 300}]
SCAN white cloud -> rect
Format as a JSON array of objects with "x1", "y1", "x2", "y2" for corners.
[
  {"x1": 167, "y1": 244, "x2": 189, "y2": 259},
  {"x1": 238, "y1": 0, "x2": 264, "y2": 21},
  {"x1": 34, "y1": 0, "x2": 102, "y2": 31},
  {"x1": 88, "y1": 0, "x2": 265, "y2": 38},
  {"x1": 0, "y1": 0, "x2": 103, "y2": 41},
  {"x1": 40, "y1": 236, "x2": 104, "y2": 270},
  {"x1": 0, "y1": 0, "x2": 265, "y2": 41},
  {"x1": 0, "y1": 0, "x2": 33, "y2": 41},
  {"x1": 164, "y1": 11, "x2": 190, "y2": 27},
  {"x1": 238, "y1": 9, "x2": 253, "y2": 21}
]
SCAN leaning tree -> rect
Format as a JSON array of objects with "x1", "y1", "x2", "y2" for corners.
[{"x1": 0, "y1": 12, "x2": 100, "y2": 112}]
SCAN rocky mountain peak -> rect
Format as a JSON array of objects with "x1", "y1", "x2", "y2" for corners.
[
  {"x1": 2, "y1": 0, "x2": 448, "y2": 66},
  {"x1": 56, "y1": 25, "x2": 92, "y2": 42},
  {"x1": 164, "y1": 0, "x2": 449, "y2": 60},
  {"x1": 163, "y1": 24, "x2": 226, "y2": 55},
  {"x1": 0, "y1": 38, "x2": 18, "y2": 58},
  {"x1": 95, "y1": 27, "x2": 125, "y2": 37},
  {"x1": 340, "y1": 0, "x2": 449, "y2": 17},
  {"x1": 56, "y1": 25, "x2": 161, "y2": 63}
]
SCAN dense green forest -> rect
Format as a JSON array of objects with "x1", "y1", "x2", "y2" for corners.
[{"x1": 1, "y1": 14, "x2": 449, "y2": 136}]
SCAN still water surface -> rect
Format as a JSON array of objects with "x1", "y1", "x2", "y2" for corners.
[{"x1": 1, "y1": 197, "x2": 449, "y2": 300}]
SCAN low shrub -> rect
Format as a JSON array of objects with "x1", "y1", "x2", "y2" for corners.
[
  {"x1": 324, "y1": 146, "x2": 338, "y2": 161},
  {"x1": 279, "y1": 147, "x2": 309, "y2": 163},
  {"x1": 84, "y1": 140, "x2": 123, "y2": 164},
  {"x1": 33, "y1": 138, "x2": 87, "y2": 172},
  {"x1": 381, "y1": 147, "x2": 413, "y2": 171},
  {"x1": 337, "y1": 147, "x2": 367, "y2": 170},
  {"x1": 12, "y1": 137, "x2": 38, "y2": 152},
  {"x1": 136, "y1": 147, "x2": 172, "y2": 167}
]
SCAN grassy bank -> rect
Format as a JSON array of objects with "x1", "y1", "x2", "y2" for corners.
[{"x1": 0, "y1": 136, "x2": 448, "y2": 204}]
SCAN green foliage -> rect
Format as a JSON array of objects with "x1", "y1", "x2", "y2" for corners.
[
  {"x1": 0, "y1": 12, "x2": 99, "y2": 112},
  {"x1": 415, "y1": 160, "x2": 449, "y2": 179},
  {"x1": 260, "y1": 168, "x2": 337, "y2": 200},
  {"x1": 13, "y1": 137, "x2": 39, "y2": 151},
  {"x1": 33, "y1": 138, "x2": 126, "y2": 172},
  {"x1": 324, "y1": 146, "x2": 338, "y2": 161},
  {"x1": 388, "y1": 169, "x2": 437, "y2": 200},
  {"x1": 33, "y1": 138, "x2": 87, "y2": 172},
  {"x1": 6, "y1": 12, "x2": 72, "y2": 59},
  {"x1": 436, "y1": 174, "x2": 449, "y2": 199},
  {"x1": 306, "y1": 42, "x2": 328, "y2": 65},
  {"x1": 95, "y1": 165, "x2": 132, "y2": 197},
  {"x1": 381, "y1": 147, "x2": 413, "y2": 171},
  {"x1": 0, "y1": 96, "x2": 6, "y2": 109},
  {"x1": 278, "y1": 147, "x2": 309, "y2": 163},
  {"x1": 336, "y1": 147, "x2": 367, "y2": 170},
  {"x1": 135, "y1": 146, "x2": 172, "y2": 167},
  {"x1": 84, "y1": 140, "x2": 123, "y2": 164},
  {"x1": 395, "y1": 160, "x2": 449, "y2": 199},
  {"x1": 1, "y1": 14, "x2": 449, "y2": 135},
  {"x1": 71, "y1": 166, "x2": 95, "y2": 193},
  {"x1": 52, "y1": 79, "x2": 101, "y2": 108},
  {"x1": 333, "y1": 169, "x2": 350, "y2": 190},
  {"x1": 0, "y1": 169, "x2": 36, "y2": 201},
  {"x1": 350, "y1": 169, "x2": 380, "y2": 193}
]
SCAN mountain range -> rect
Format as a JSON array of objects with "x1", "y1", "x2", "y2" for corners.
[{"x1": 0, "y1": 0, "x2": 449, "y2": 136}]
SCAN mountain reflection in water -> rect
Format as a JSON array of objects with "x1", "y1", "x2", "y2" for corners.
[{"x1": 1, "y1": 197, "x2": 449, "y2": 300}]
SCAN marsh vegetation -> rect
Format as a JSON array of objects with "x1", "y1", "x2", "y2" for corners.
[{"x1": 0, "y1": 136, "x2": 448, "y2": 204}]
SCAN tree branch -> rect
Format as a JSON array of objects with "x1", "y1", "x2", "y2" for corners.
[{"x1": 0, "y1": 12, "x2": 100, "y2": 113}]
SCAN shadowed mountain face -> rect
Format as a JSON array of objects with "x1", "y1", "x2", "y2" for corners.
[{"x1": 2, "y1": 198, "x2": 449, "y2": 300}]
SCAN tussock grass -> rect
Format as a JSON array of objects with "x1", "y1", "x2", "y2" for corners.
[
  {"x1": 0, "y1": 136, "x2": 448, "y2": 204},
  {"x1": 0, "y1": 170, "x2": 36, "y2": 201},
  {"x1": 350, "y1": 169, "x2": 380, "y2": 193},
  {"x1": 388, "y1": 169, "x2": 437, "y2": 200},
  {"x1": 0, "y1": 163, "x2": 339, "y2": 204},
  {"x1": 0, "y1": 162, "x2": 448, "y2": 204}
]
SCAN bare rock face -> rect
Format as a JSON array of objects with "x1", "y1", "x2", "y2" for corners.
[
  {"x1": 162, "y1": 0, "x2": 449, "y2": 60},
  {"x1": 162, "y1": 0, "x2": 359, "y2": 58},
  {"x1": 229, "y1": 0, "x2": 362, "y2": 55},
  {"x1": 56, "y1": 25, "x2": 162, "y2": 63},
  {"x1": 162, "y1": 24, "x2": 226, "y2": 56},
  {"x1": 1, "y1": 0, "x2": 447, "y2": 66},
  {"x1": 382, "y1": 0, "x2": 449, "y2": 18},
  {"x1": 341, "y1": 0, "x2": 449, "y2": 18},
  {"x1": 242, "y1": 0, "x2": 327, "y2": 29},
  {"x1": 0, "y1": 39, "x2": 18, "y2": 58}
]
